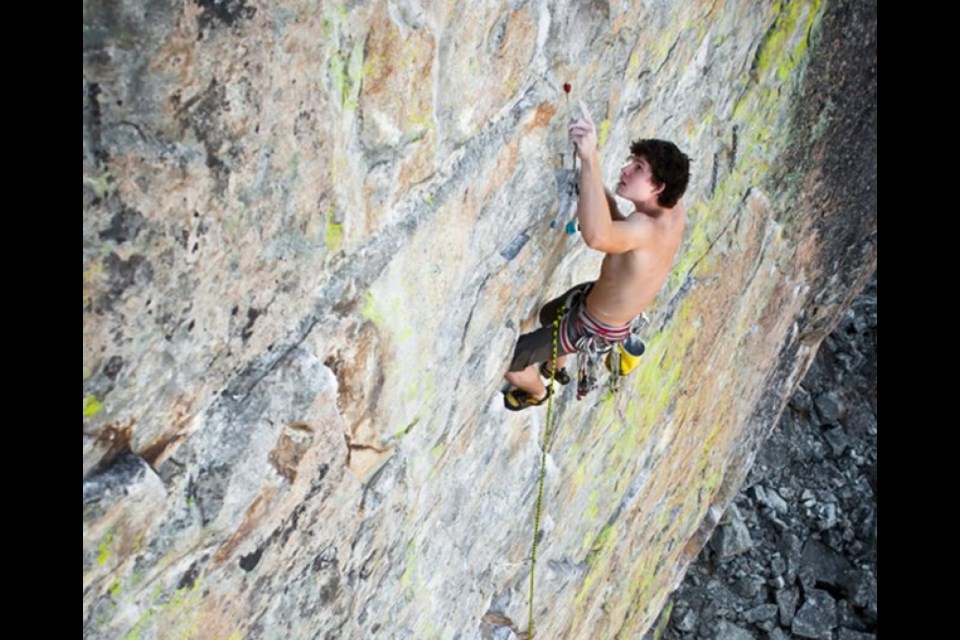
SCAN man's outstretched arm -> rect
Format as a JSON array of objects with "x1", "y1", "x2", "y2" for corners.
[
  {"x1": 569, "y1": 103, "x2": 650, "y2": 253},
  {"x1": 575, "y1": 134, "x2": 612, "y2": 249}
]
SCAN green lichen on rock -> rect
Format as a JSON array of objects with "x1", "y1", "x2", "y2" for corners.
[
  {"x1": 84, "y1": 169, "x2": 116, "y2": 199},
  {"x1": 84, "y1": 394, "x2": 103, "y2": 418},
  {"x1": 122, "y1": 579, "x2": 206, "y2": 640},
  {"x1": 754, "y1": 0, "x2": 822, "y2": 81},
  {"x1": 97, "y1": 531, "x2": 114, "y2": 565},
  {"x1": 324, "y1": 204, "x2": 343, "y2": 253},
  {"x1": 598, "y1": 119, "x2": 612, "y2": 148},
  {"x1": 344, "y1": 37, "x2": 365, "y2": 112},
  {"x1": 400, "y1": 540, "x2": 422, "y2": 602}
]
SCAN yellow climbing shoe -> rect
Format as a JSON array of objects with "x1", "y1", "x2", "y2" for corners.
[{"x1": 503, "y1": 387, "x2": 552, "y2": 411}]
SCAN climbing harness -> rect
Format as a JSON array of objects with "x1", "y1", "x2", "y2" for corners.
[{"x1": 560, "y1": 289, "x2": 648, "y2": 399}]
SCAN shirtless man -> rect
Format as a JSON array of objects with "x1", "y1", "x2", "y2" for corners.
[{"x1": 503, "y1": 103, "x2": 690, "y2": 410}]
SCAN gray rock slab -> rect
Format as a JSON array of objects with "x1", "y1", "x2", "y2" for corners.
[
  {"x1": 673, "y1": 608, "x2": 699, "y2": 633},
  {"x1": 837, "y1": 569, "x2": 876, "y2": 609},
  {"x1": 844, "y1": 406, "x2": 877, "y2": 437},
  {"x1": 789, "y1": 386, "x2": 813, "y2": 413},
  {"x1": 836, "y1": 599, "x2": 868, "y2": 632},
  {"x1": 791, "y1": 588, "x2": 838, "y2": 639},
  {"x1": 744, "y1": 604, "x2": 778, "y2": 624},
  {"x1": 751, "y1": 485, "x2": 789, "y2": 515},
  {"x1": 731, "y1": 575, "x2": 765, "y2": 600},
  {"x1": 800, "y1": 539, "x2": 851, "y2": 586},
  {"x1": 776, "y1": 587, "x2": 799, "y2": 627},
  {"x1": 714, "y1": 620, "x2": 755, "y2": 640},
  {"x1": 822, "y1": 426, "x2": 848, "y2": 456},
  {"x1": 770, "y1": 556, "x2": 786, "y2": 577},
  {"x1": 83, "y1": 451, "x2": 163, "y2": 519},
  {"x1": 713, "y1": 506, "x2": 754, "y2": 559},
  {"x1": 814, "y1": 393, "x2": 842, "y2": 424}
]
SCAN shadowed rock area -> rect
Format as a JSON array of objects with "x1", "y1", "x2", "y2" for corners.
[
  {"x1": 83, "y1": 0, "x2": 876, "y2": 638},
  {"x1": 662, "y1": 275, "x2": 877, "y2": 640}
]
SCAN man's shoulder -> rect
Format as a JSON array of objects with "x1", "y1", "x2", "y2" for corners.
[{"x1": 648, "y1": 202, "x2": 686, "y2": 230}]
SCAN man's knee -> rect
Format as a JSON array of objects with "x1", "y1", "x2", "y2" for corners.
[{"x1": 537, "y1": 303, "x2": 555, "y2": 327}]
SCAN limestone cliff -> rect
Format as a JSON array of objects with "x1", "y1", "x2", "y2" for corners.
[{"x1": 82, "y1": 0, "x2": 877, "y2": 638}]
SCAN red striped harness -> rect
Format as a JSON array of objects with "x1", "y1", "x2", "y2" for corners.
[
  {"x1": 556, "y1": 285, "x2": 634, "y2": 398},
  {"x1": 558, "y1": 304, "x2": 632, "y2": 354}
]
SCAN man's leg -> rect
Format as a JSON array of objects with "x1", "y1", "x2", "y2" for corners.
[
  {"x1": 505, "y1": 324, "x2": 573, "y2": 404},
  {"x1": 504, "y1": 283, "x2": 587, "y2": 406},
  {"x1": 534, "y1": 282, "x2": 590, "y2": 380},
  {"x1": 505, "y1": 363, "x2": 548, "y2": 401}
]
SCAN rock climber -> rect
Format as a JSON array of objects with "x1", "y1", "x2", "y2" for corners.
[{"x1": 503, "y1": 102, "x2": 690, "y2": 410}]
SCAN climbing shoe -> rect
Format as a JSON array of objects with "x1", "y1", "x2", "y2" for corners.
[
  {"x1": 503, "y1": 387, "x2": 552, "y2": 412},
  {"x1": 539, "y1": 362, "x2": 571, "y2": 385}
]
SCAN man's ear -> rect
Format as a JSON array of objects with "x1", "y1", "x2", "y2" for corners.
[{"x1": 652, "y1": 181, "x2": 665, "y2": 195}]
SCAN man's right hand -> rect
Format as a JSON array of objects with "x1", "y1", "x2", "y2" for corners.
[{"x1": 568, "y1": 101, "x2": 599, "y2": 163}]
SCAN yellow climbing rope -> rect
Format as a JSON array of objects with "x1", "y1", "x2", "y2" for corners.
[{"x1": 527, "y1": 304, "x2": 564, "y2": 639}]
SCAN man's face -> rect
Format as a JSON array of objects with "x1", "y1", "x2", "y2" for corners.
[{"x1": 615, "y1": 155, "x2": 663, "y2": 204}]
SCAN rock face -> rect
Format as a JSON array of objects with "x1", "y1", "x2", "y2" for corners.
[
  {"x1": 661, "y1": 276, "x2": 877, "y2": 639},
  {"x1": 82, "y1": 1, "x2": 876, "y2": 638}
]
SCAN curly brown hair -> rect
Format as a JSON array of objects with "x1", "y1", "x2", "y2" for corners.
[{"x1": 629, "y1": 139, "x2": 690, "y2": 208}]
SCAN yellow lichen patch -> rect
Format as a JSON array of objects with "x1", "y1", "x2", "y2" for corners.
[
  {"x1": 565, "y1": 271, "x2": 740, "y2": 627},
  {"x1": 361, "y1": 290, "x2": 387, "y2": 326},
  {"x1": 122, "y1": 580, "x2": 205, "y2": 640},
  {"x1": 619, "y1": 551, "x2": 665, "y2": 631},
  {"x1": 400, "y1": 540, "x2": 424, "y2": 602},
  {"x1": 733, "y1": 0, "x2": 822, "y2": 132},
  {"x1": 84, "y1": 394, "x2": 103, "y2": 418},
  {"x1": 324, "y1": 204, "x2": 343, "y2": 253},
  {"x1": 598, "y1": 119, "x2": 612, "y2": 148},
  {"x1": 669, "y1": 211, "x2": 711, "y2": 290},
  {"x1": 84, "y1": 170, "x2": 116, "y2": 199},
  {"x1": 344, "y1": 36, "x2": 364, "y2": 112},
  {"x1": 755, "y1": 0, "x2": 820, "y2": 81},
  {"x1": 575, "y1": 522, "x2": 618, "y2": 608},
  {"x1": 83, "y1": 262, "x2": 104, "y2": 312},
  {"x1": 97, "y1": 531, "x2": 114, "y2": 565}
]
